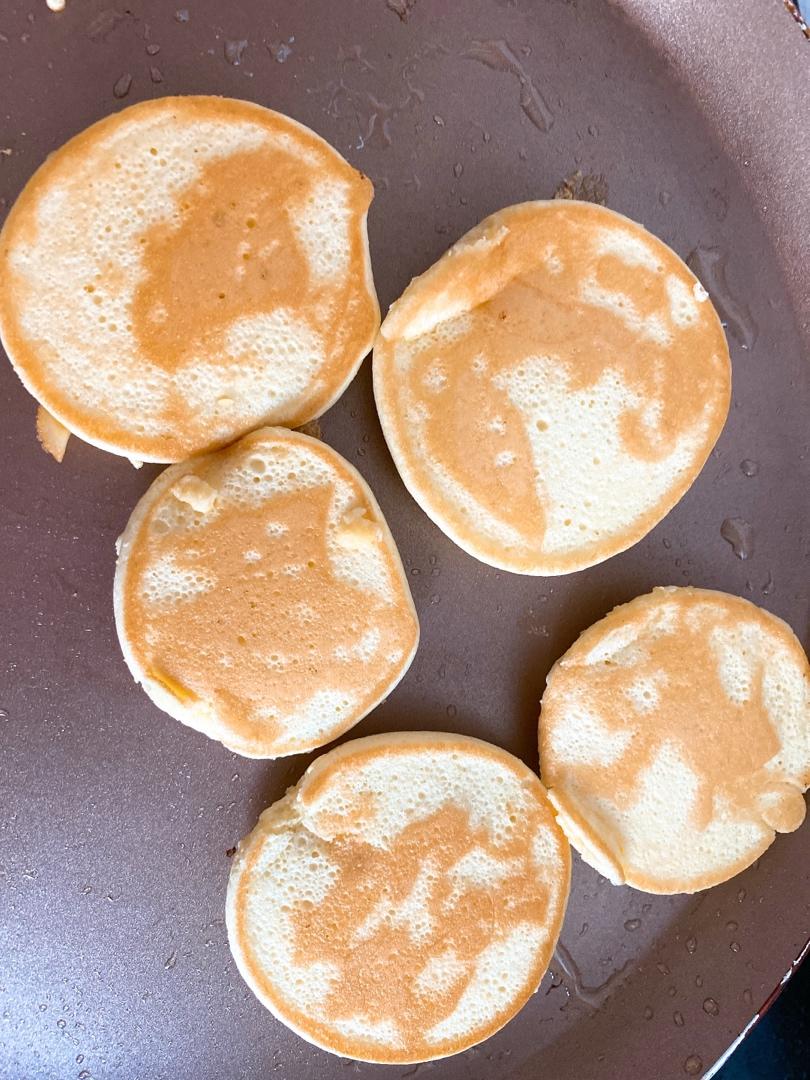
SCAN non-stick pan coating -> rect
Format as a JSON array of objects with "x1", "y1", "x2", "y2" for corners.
[{"x1": 1, "y1": 1, "x2": 808, "y2": 1077}]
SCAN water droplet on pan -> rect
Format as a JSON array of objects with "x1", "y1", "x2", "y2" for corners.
[
  {"x1": 113, "y1": 73, "x2": 132, "y2": 99},
  {"x1": 267, "y1": 39, "x2": 293, "y2": 63},
  {"x1": 464, "y1": 39, "x2": 553, "y2": 132},
  {"x1": 224, "y1": 39, "x2": 248, "y2": 66},
  {"x1": 553, "y1": 942, "x2": 632, "y2": 1008},
  {"x1": 740, "y1": 459, "x2": 759, "y2": 477},
  {"x1": 721, "y1": 517, "x2": 753, "y2": 560},
  {"x1": 686, "y1": 246, "x2": 758, "y2": 349},
  {"x1": 684, "y1": 1056, "x2": 703, "y2": 1076}
]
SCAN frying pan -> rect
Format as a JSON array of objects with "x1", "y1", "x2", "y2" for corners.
[{"x1": 1, "y1": 1, "x2": 808, "y2": 1077}]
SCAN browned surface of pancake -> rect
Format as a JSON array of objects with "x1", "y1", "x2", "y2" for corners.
[
  {"x1": 114, "y1": 428, "x2": 418, "y2": 757},
  {"x1": 0, "y1": 96, "x2": 379, "y2": 461},
  {"x1": 374, "y1": 201, "x2": 731, "y2": 574},
  {"x1": 540, "y1": 587, "x2": 810, "y2": 893},
  {"x1": 227, "y1": 732, "x2": 571, "y2": 1062}
]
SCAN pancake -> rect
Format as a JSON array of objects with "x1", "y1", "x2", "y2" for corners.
[
  {"x1": 374, "y1": 201, "x2": 731, "y2": 575},
  {"x1": 226, "y1": 731, "x2": 570, "y2": 1063},
  {"x1": 539, "y1": 587, "x2": 810, "y2": 894},
  {"x1": 0, "y1": 96, "x2": 379, "y2": 462},
  {"x1": 113, "y1": 427, "x2": 418, "y2": 758}
]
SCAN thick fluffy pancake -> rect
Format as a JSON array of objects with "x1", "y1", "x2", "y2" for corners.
[
  {"x1": 226, "y1": 732, "x2": 570, "y2": 1063},
  {"x1": 539, "y1": 587, "x2": 810, "y2": 893},
  {"x1": 0, "y1": 96, "x2": 379, "y2": 462},
  {"x1": 113, "y1": 428, "x2": 418, "y2": 757},
  {"x1": 374, "y1": 201, "x2": 731, "y2": 574}
]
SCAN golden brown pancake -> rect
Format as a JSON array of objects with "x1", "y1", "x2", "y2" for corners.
[
  {"x1": 374, "y1": 201, "x2": 731, "y2": 574},
  {"x1": 113, "y1": 427, "x2": 418, "y2": 757},
  {"x1": 540, "y1": 587, "x2": 810, "y2": 893},
  {"x1": 226, "y1": 732, "x2": 571, "y2": 1062},
  {"x1": 0, "y1": 96, "x2": 379, "y2": 462}
]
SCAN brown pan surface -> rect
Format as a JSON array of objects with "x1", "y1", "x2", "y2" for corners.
[{"x1": 0, "y1": 1, "x2": 808, "y2": 1078}]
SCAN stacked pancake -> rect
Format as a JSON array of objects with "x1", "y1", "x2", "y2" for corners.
[
  {"x1": 540, "y1": 587, "x2": 810, "y2": 893},
  {"x1": 227, "y1": 732, "x2": 570, "y2": 1062},
  {"x1": 374, "y1": 201, "x2": 731, "y2": 574},
  {"x1": 114, "y1": 428, "x2": 418, "y2": 757},
  {"x1": 0, "y1": 96, "x2": 379, "y2": 462}
]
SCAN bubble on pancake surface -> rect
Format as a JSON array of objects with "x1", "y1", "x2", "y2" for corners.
[
  {"x1": 1, "y1": 99, "x2": 377, "y2": 459},
  {"x1": 287, "y1": 179, "x2": 351, "y2": 280},
  {"x1": 540, "y1": 588, "x2": 810, "y2": 892},
  {"x1": 414, "y1": 950, "x2": 468, "y2": 999},
  {"x1": 173, "y1": 310, "x2": 327, "y2": 436},
  {"x1": 228, "y1": 736, "x2": 569, "y2": 1062},
  {"x1": 8, "y1": 116, "x2": 265, "y2": 434},
  {"x1": 117, "y1": 430, "x2": 417, "y2": 757},
  {"x1": 141, "y1": 553, "x2": 216, "y2": 605},
  {"x1": 423, "y1": 924, "x2": 547, "y2": 1045},
  {"x1": 493, "y1": 359, "x2": 707, "y2": 556}
]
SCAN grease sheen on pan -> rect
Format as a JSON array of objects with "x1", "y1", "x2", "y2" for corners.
[
  {"x1": 114, "y1": 428, "x2": 418, "y2": 758},
  {"x1": 0, "y1": 96, "x2": 379, "y2": 462},
  {"x1": 540, "y1": 587, "x2": 810, "y2": 894},
  {"x1": 374, "y1": 201, "x2": 731, "y2": 575},
  {"x1": 226, "y1": 732, "x2": 571, "y2": 1063}
]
